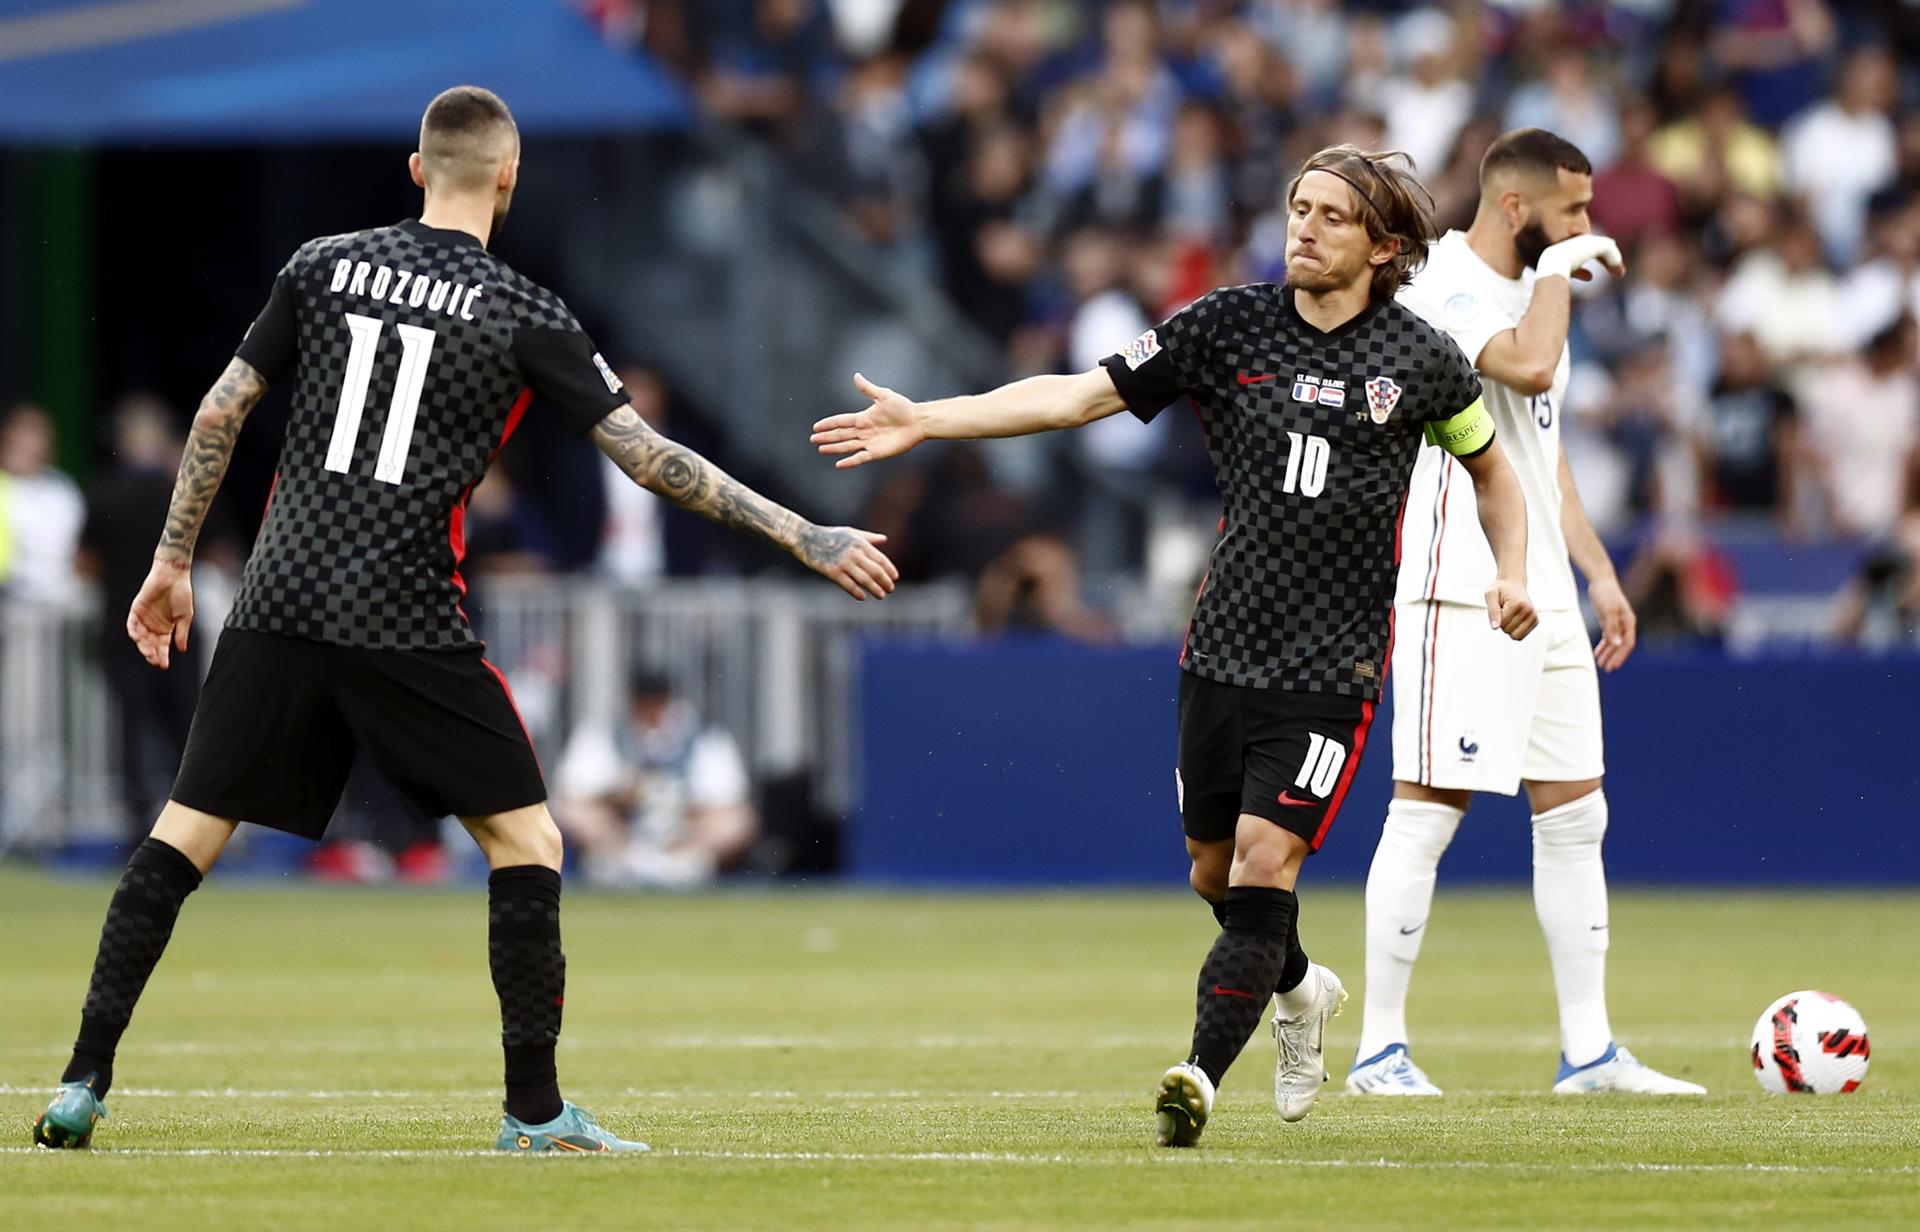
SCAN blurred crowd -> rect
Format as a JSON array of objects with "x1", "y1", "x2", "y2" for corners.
[{"x1": 591, "y1": 0, "x2": 1920, "y2": 644}]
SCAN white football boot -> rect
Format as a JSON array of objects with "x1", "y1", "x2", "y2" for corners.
[
  {"x1": 1272, "y1": 964, "x2": 1347, "y2": 1122},
  {"x1": 1552, "y1": 1043, "x2": 1706, "y2": 1094},
  {"x1": 1154, "y1": 1061, "x2": 1216, "y2": 1147},
  {"x1": 1345, "y1": 1043, "x2": 1443, "y2": 1096}
]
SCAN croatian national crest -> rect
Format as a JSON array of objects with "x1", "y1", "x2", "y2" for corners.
[{"x1": 1364, "y1": 375, "x2": 1402, "y2": 424}]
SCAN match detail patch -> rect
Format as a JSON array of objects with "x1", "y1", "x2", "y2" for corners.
[
  {"x1": 592, "y1": 352, "x2": 623, "y2": 396},
  {"x1": 1119, "y1": 329, "x2": 1161, "y2": 371}
]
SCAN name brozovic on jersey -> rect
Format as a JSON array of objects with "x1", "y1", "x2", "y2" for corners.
[
  {"x1": 1102, "y1": 284, "x2": 1487, "y2": 700},
  {"x1": 228, "y1": 220, "x2": 629, "y2": 649}
]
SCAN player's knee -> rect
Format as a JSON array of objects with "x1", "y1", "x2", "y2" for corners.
[
  {"x1": 1381, "y1": 798, "x2": 1465, "y2": 867},
  {"x1": 1232, "y1": 822, "x2": 1309, "y2": 888},
  {"x1": 527, "y1": 814, "x2": 565, "y2": 870},
  {"x1": 1189, "y1": 861, "x2": 1227, "y2": 902},
  {"x1": 1531, "y1": 789, "x2": 1607, "y2": 858}
]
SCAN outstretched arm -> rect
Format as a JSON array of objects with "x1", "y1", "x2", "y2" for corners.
[
  {"x1": 1558, "y1": 445, "x2": 1636, "y2": 671},
  {"x1": 129, "y1": 357, "x2": 269, "y2": 668},
  {"x1": 1456, "y1": 438, "x2": 1538, "y2": 640},
  {"x1": 811, "y1": 368, "x2": 1129, "y2": 469},
  {"x1": 590, "y1": 404, "x2": 898, "y2": 600}
]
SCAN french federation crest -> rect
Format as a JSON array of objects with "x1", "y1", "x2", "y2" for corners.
[{"x1": 1364, "y1": 375, "x2": 1402, "y2": 424}]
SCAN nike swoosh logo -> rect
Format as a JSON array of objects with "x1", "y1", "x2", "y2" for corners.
[
  {"x1": 1237, "y1": 372, "x2": 1278, "y2": 385},
  {"x1": 1211, "y1": 984, "x2": 1260, "y2": 1000},
  {"x1": 1398, "y1": 923, "x2": 1424, "y2": 935},
  {"x1": 1276, "y1": 791, "x2": 1318, "y2": 808},
  {"x1": 1590, "y1": 924, "x2": 1609, "y2": 931}
]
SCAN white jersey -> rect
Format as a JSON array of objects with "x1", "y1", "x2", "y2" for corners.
[{"x1": 1394, "y1": 231, "x2": 1579, "y2": 612}]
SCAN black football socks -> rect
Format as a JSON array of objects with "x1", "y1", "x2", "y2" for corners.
[
  {"x1": 1189, "y1": 885, "x2": 1299, "y2": 1086},
  {"x1": 62, "y1": 837, "x2": 204, "y2": 1098},
  {"x1": 488, "y1": 865, "x2": 567, "y2": 1125},
  {"x1": 1208, "y1": 894, "x2": 1312, "y2": 999}
]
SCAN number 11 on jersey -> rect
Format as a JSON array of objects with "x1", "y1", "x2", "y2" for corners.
[{"x1": 325, "y1": 311, "x2": 437, "y2": 484}]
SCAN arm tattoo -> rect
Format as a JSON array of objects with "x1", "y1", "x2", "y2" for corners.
[
  {"x1": 155, "y1": 358, "x2": 268, "y2": 565},
  {"x1": 590, "y1": 404, "x2": 852, "y2": 562}
]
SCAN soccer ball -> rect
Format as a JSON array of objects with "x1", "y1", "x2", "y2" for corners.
[{"x1": 1750, "y1": 991, "x2": 1870, "y2": 1095}]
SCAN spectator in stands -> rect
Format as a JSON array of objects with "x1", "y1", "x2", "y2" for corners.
[
  {"x1": 554, "y1": 666, "x2": 759, "y2": 888},
  {"x1": 1717, "y1": 205, "x2": 1842, "y2": 372},
  {"x1": 1833, "y1": 509, "x2": 1920, "y2": 647},
  {"x1": 1591, "y1": 97, "x2": 1683, "y2": 252},
  {"x1": 1623, "y1": 522, "x2": 1737, "y2": 644},
  {"x1": 1649, "y1": 85, "x2": 1781, "y2": 223},
  {"x1": 1209, "y1": 17, "x2": 1296, "y2": 215},
  {"x1": 1780, "y1": 43, "x2": 1899, "y2": 264},
  {"x1": 1604, "y1": 338, "x2": 1701, "y2": 518},
  {"x1": 1804, "y1": 313, "x2": 1920, "y2": 537},
  {"x1": 1380, "y1": 9, "x2": 1473, "y2": 178},
  {"x1": 1698, "y1": 331, "x2": 1805, "y2": 524},
  {"x1": 1505, "y1": 47, "x2": 1621, "y2": 173},
  {"x1": 693, "y1": 0, "x2": 838, "y2": 142},
  {"x1": 1043, "y1": 3, "x2": 1179, "y2": 235},
  {"x1": 1836, "y1": 194, "x2": 1920, "y2": 351},
  {"x1": 0, "y1": 402, "x2": 83, "y2": 605},
  {"x1": 1710, "y1": 0, "x2": 1837, "y2": 130},
  {"x1": 932, "y1": 121, "x2": 1041, "y2": 340},
  {"x1": 1250, "y1": 0, "x2": 1349, "y2": 113},
  {"x1": 77, "y1": 396, "x2": 200, "y2": 832}
]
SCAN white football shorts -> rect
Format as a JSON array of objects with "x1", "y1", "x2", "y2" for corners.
[{"x1": 1389, "y1": 603, "x2": 1604, "y2": 794}]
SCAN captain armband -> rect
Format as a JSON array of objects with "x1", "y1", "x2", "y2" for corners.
[{"x1": 1424, "y1": 398, "x2": 1495, "y2": 459}]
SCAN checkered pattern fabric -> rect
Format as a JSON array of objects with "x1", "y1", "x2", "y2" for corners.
[
  {"x1": 1104, "y1": 284, "x2": 1482, "y2": 699},
  {"x1": 76, "y1": 839, "x2": 202, "y2": 1035},
  {"x1": 1187, "y1": 885, "x2": 1299, "y2": 1086},
  {"x1": 488, "y1": 867, "x2": 566, "y2": 1054},
  {"x1": 228, "y1": 221, "x2": 626, "y2": 649}
]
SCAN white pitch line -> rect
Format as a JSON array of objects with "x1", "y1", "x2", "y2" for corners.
[
  {"x1": 0, "y1": 1085, "x2": 1107, "y2": 1101},
  {"x1": 0, "y1": 1030, "x2": 1769, "y2": 1058},
  {"x1": 0, "y1": 1145, "x2": 1913, "y2": 1177}
]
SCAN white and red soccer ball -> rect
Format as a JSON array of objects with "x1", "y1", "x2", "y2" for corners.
[{"x1": 1751, "y1": 991, "x2": 1870, "y2": 1095}]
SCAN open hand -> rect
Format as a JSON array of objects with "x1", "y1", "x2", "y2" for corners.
[
  {"x1": 1589, "y1": 575, "x2": 1638, "y2": 672},
  {"x1": 1486, "y1": 578, "x2": 1538, "y2": 641},
  {"x1": 810, "y1": 374, "x2": 927, "y2": 469},
  {"x1": 797, "y1": 525, "x2": 899, "y2": 600},
  {"x1": 127, "y1": 558, "x2": 195, "y2": 668}
]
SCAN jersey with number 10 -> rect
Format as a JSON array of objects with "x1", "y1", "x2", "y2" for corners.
[
  {"x1": 1102, "y1": 283, "x2": 1486, "y2": 699},
  {"x1": 228, "y1": 220, "x2": 629, "y2": 649}
]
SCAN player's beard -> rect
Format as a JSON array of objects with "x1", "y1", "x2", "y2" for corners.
[
  {"x1": 1286, "y1": 251, "x2": 1367, "y2": 296},
  {"x1": 1515, "y1": 219, "x2": 1552, "y2": 270}
]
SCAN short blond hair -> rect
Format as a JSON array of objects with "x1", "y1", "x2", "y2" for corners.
[{"x1": 419, "y1": 85, "x2": 518, "y2": 191}]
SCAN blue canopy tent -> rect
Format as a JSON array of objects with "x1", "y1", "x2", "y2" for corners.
[{"x1": 0, "y1": 0, "x2": 694, "y2": 142}]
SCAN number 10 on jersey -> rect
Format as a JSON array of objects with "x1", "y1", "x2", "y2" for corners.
[
  {"x1": 1282, "y1": 431, "x2": 1329, "y2": 497},
  {"x1": 326, "y1": 312, "x2": 437, "y2": 485}
]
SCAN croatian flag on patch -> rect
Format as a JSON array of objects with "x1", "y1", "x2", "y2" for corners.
[{"x1": 1119, "y1": 329, "x2": 1161, "y2": 370}]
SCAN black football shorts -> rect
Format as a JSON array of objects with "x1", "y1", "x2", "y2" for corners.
[
  {"x1": 171, "y1": 629, "x2": 546, "y2": 840},
  {"x1": 1176, "y1": 670, "x2": 1377, "y2": 851}
]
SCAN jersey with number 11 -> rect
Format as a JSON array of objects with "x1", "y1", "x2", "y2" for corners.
[{"x1": 228, "y1": 219, "x2": 629, "y2": 648}]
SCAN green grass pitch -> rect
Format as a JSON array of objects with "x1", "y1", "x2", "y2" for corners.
[{"x1": 1, "y1": 866, "x2": 1915, "y2": 1229}]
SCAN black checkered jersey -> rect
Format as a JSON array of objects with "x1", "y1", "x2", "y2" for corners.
[
  {"x1": 1103, "y1": 283, "x2": 1484, "y2": 699},
  {"x1": 227, "y1": 220, "x2": 628, "y2": 648}
]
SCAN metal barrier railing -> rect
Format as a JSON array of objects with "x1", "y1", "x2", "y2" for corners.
[{"x1": 0, "y1": 578, "x2": 975, "y2": 849}]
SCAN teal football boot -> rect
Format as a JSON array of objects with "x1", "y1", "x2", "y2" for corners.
[
  {"x1": 31, "y1": 1075, "x2": 108, "y2": 1149},
  {"x1": 496, "y1": 1102, "x2": 649, "y2": 1154}
]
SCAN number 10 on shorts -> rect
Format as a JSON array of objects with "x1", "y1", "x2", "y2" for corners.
[{"x1": 1294, "y1": 732, "x2": 1347, "y2": 799}]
